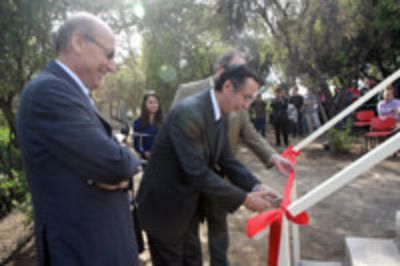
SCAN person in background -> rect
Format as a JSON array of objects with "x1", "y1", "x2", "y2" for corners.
[
  {"x1": 347, "y1": 81, "x2": 360, "y2": 103},
  {"x1": 303, "y1": 87, "x2": 321, "y2": 134},
  {"x1": 377, "y1": 85, "x2": 400, "y2": 120},
  {"x1": 250, "y1": 94, "x2": 267, "y2": 137},
  {"x1": 333, "y1": 86, "x2": 352, "y2": 115},
  {"x1": 133, "y1": 92, "x2": 163, "y2": 160},
  {"x1": 360, "y1": 78, "x2": 379, "y2": 112},
  {"x1": 270, "y1": 86, "x2": 290, "y2": 147},
  {"x1": 289, "y1": 86, "x2": 305, "y2": 137},
  {"x1": 332, "y1": 86, "x2": 353, "y2": 129},
  {"x1": 287, "y1": 102, "x2": 298, "y2": 138}
]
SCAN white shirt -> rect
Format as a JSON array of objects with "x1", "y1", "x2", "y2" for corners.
[
  {"x1": 210, "y1": 88, "x2": 222, "y2": 122},
  {"x1": 55, "y1": 60, "x2": 94, "y2": 105}
]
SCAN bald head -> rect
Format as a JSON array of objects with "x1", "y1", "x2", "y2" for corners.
[
  {"x1": 54, "y1": 12, "x2": 117, "y2": 90},
  {"x1": 213, "y1": 50, "x2": 246, "y2": 77},
  {"x1": 53, "y1": 12, "x2": 113, "y2": 54}
]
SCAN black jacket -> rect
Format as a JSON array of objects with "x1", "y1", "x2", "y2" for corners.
[{"x1": 137, "y1": 90, "x2": 259, "y2": 241}]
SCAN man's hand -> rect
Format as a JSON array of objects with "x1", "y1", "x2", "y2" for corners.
[
  {"x1": 95, "y1": 180, "x2": 129, "y2": 191},
  {"x1": 144, "y1": 151, "x2": 151, "y2": 160},
  {"x1": 244, "y1": 190, "x2": 274, "y2": 212},
  {"x1": 253, "y1": 184, "x2": 281, "y2": 208},
  {"x1": 271, "y1": 154, "x2": 294, "y2": 176}
]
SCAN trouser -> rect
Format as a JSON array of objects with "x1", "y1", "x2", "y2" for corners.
[
  {"x1": 297, "y1": 111, "x2": 305, "y2": 136},
  {"x1": 206, "y1": 199, "x2": 229, "y2": 266},
  {"x1": 273, "y1": 119, "x2": 289, "y2": 146},
  {"x1": 147, "y1": 214, "x2": 202, "y2": 266},
  {"x1": 253, "y1": 118, "x2": 266, "y2": 137},
  {"x1": 304, "y1": 112, "x2": 321, "y2": 134}
]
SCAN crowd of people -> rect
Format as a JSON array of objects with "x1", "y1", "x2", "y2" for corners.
[
  {"x1": 16, "y1": 11, "x2": 400, "y2": 266},
  {"x1": 248, "y1": 78, "x2": 400, "y2": 148}
]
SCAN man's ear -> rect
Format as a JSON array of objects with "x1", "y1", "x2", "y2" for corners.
[
  {"x1": 69, "y1": 32, "x2": 85, "y2": 55},
  {"x1": 221, "y1": 80, "x2": 234, "y2": 95},
  {"x1": 215, "y1": 66, "x2": 224, "y2": 78}
]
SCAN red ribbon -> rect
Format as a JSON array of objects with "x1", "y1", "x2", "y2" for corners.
[{"x1": 246, "y1": 146, "x2": 310, "y2": 266}]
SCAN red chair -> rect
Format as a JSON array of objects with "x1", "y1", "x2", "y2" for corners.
[
  {"x1": 365, "y1": 116, "x2": 397, "y2": 150},
  {"x1": 353, "y1": 110, "x2": 376, "y2": 128}
]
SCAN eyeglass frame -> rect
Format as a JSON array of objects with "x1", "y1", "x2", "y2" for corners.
[{"x1": 82, "y1": 33, "x2": 115, "y2": 60}]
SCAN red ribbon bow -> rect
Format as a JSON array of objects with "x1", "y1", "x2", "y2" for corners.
[{"x1": 246, "y1": 146, "x2": 310, "y2": 266}]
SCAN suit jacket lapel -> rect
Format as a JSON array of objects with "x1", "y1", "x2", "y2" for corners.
[
  {"x1": 199, "y1": 90, "x2": 224, "y2": 165},
  {"x1": 45, "y1": 61, "x2": 113, "y2": 136},
  {"x1": 93, "y1": 107, "x2": 113, "y2": 136}
]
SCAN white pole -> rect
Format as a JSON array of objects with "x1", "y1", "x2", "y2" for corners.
[
  {"x1": 288, "y1": 131, "x2": 400, "y2": 216},
  {"x1": 287, "y1": 69, "x2": 400, "y2": 264},
  {"x1": 278, "y1": 217, "x2": 291, "y2": 266},
  {"x1": 291, "y1": 182, "x2": 301, "y2": 265},
  {"x1": 293, "y1": 69, "x2": 400, "y2": 152}
]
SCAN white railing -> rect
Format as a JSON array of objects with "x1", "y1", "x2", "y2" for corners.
[{"x1": 276, "y1": 69, "x2": 400, "y2": 266}]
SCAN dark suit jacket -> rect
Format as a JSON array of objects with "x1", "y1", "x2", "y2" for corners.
[
  {"x1": 172, "y1": 78, "x2": 276, "y2": 168},
  {"x1": 137, "y1": 90, "x2": 260, "y2": 241},
  {"x1": 17, "y1": 61, "x2": 141, "y2": 266}
]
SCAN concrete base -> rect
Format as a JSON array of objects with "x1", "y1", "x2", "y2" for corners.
[{"x1": 345, "y1": 237, "x2": 400, "y2": 266}]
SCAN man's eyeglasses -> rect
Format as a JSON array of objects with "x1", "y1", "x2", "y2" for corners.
[{"x1": 83, "y1": 34, "x2": 115, "y2": 60}]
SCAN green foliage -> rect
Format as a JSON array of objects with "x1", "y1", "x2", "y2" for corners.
[
  {"x1": 95, "y1": 60, "x2": 146, "y2": 120},
  {"x1": 0, "y1": 128, "x2": 29, "y2": 219},
  {"x1": 330, "y1": 122, "x2": 354, "y2": 155},
  {"x1": 139, "y1": 0, "x2": 245, "y2": 108},
  {"x1": 0, "y1": 172, "x2": 31, "y2": 219},
  {"x1": 216, "y1": 0, "x2": 400, "y2": 87}
]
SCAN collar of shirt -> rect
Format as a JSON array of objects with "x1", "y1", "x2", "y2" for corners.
[
  {"x1": 55, "y1": 60, "x2": 93, "y2": 104},
  {"x1": 210, "y1": 88, "x2": 222, "y2": 122},
  {"x1": 209, "y1": 77, "x2": 214, "y2": 89}
]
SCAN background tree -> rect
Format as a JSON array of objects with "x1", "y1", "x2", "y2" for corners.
[
  {"x1": 138, "y1": 0, "x2": 232, "y2": 107},
  {"x1": 217, "y1": 0, "x2": 400, "y2": 83}
]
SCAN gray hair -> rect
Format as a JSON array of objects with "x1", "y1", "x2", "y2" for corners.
[
  {"x1": 213, "y1": 50, "x2": 246, "y2": 72},
  {"x1": 52, "y1": 12, "x2": 110, "y2": 53}
]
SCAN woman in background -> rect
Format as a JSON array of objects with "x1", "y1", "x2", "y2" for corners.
[{"x1": 133, "y1": 93, "x2": 163, "y2": 160}]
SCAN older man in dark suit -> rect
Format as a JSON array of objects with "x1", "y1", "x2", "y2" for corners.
[
  {"x1": 171, "y1": 51, "x2": 292, "y2": 266},
  {"x1": 17, "y1": 12, "x2": 141, "y2": 266},
  {"x1": 137, "y1": 65, "x2": 279, "y2": 265}
]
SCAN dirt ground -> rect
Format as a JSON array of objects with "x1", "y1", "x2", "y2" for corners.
[
  {"x1": 1, "y1": 134, "x2": 399, "y2": 265},
  {"x1": 225, "y1": 140, "x2": 400, "y2": 265}
]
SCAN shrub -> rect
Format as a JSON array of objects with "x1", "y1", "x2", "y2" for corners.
[
  {"x1": 330, "y1": 121, "x2": 354, "y2": 155},
  {"x1": 0, "y1": 127, "x2": 31, "y2": 219}
]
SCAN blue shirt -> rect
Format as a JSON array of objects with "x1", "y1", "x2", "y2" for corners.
[
  {"x1": 133, "y1": 118, "x2": 159, "y2": 159},
  {"x1": 55, "y1": 60, "x2": 94, "y2": 106},
  {"x1": 377, "y1": 98, "x2": 400, "y2": 120}
]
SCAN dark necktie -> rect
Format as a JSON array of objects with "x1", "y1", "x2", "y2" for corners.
[{"x1": 215, "y1": 118, "x2": 224, "y2": 157}]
